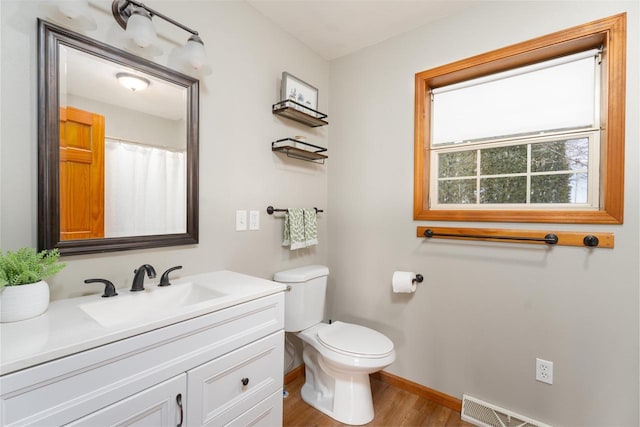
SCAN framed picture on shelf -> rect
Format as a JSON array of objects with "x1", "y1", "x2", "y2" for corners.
[{"x1": 281, "y1": 72, "x2": 318, "y2": 113}]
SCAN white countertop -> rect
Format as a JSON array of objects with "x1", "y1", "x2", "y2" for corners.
[{"x1": 0, "y1": 270, "x2": 286, "y2": 376}]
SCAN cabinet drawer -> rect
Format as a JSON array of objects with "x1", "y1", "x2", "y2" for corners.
[
  {"x1": 226, "y1": 389, "x2": 283, "y2": 427},
  {"x1": 187, "y1": 331, "x2": 284, "y2": 427}
]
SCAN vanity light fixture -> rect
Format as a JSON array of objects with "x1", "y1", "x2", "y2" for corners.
[
  {"x1": 112, "y1": 0, "x2": 212, "y2": 75},
  {"x1": 40, "y1": 0, "x2": 97, "y2": 31},
  {"x1": 116, "y1": 72, "x2": 150, "y2": 92}
]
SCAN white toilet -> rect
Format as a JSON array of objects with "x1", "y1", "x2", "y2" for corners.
[{"x1": 274, "y1": 265, "x2": 395, "y2": 425}]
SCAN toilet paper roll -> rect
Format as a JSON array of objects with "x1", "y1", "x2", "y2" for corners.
[{"x1": 392, "y1": 271, "x2": 417, "y2": 293}]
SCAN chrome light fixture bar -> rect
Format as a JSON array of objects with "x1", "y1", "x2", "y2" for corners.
[
  {"x1": 112, "y1": 0, "x2": 198, "y2": 37},
  {"x1": 111, "y1": 0, "x2": 212, "y2": 75}
]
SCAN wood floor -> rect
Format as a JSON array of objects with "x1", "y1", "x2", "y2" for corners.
[{"x1": 283, "y1": 374, "x2": 473, "y2": 427}]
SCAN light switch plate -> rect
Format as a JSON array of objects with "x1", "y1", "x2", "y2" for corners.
[
  {"x1": 249, "y1": 210, "x2": 260, "y2": 230},
  {"x1": 235, "y1": 210, "x2": 247, "y2": 231}
]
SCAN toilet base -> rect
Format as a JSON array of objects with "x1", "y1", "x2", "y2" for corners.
[
  {"x1": 300, "y1": 350, "x2": 375, "y2": 425},
  {"x1": 300, "y1": 371, "x2": 374, "y2": 425}
]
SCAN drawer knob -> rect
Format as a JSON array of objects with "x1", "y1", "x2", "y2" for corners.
[{"x1": 241, "y1": 377, "x2": 250, "y2": 386}]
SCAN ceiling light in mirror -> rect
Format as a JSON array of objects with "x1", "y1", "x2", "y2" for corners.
[{"x1": 116, "y1": 72, "x2": 150, "y2": 91}]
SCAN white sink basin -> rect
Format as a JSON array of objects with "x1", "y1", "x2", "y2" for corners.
[{"x1": 79, "y1": 282, "x2": 226, "y2": 328}]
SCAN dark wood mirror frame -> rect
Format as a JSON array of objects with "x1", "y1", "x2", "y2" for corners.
[{"x1": 38, "y1": 19, "x2": 199, "y2": 255}]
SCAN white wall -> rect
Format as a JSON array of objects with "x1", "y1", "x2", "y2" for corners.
[
  {"x1": 67, "y1": 95, "x2": 186, "y2": 150},
  {"x1": 0, "y1": 0, "x2": 329, "y2": 300},
  {"x1": 328, "y1": 1, "x2": 639, "y2": 426}
]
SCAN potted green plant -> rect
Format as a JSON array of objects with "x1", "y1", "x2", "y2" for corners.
[{"x1": 0, "y1": 248, "x2": 65, "y2": 322}]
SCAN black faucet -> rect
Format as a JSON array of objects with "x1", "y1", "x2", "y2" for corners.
[{"x1": 131, "y1": 264, "x2": 156, "y2": 292}]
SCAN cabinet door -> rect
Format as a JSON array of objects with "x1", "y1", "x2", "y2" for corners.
[
  {"x1": 67, "y1": 374, "x2": 186, "y2": 427},
  {"x1": 187, "y1": 331, "x2": 284, "y2": 426}
]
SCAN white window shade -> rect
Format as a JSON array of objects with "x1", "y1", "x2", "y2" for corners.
[{"x1": 431, "y1": 51, "x2": 599, "y2": 146}]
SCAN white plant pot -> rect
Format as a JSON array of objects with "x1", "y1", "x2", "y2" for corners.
[{"x1": 0, "y1": 280, "x2": 50, "y2": 323}]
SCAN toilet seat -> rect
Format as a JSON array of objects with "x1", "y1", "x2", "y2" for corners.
[{"x1": 317, "y1": 321, "x2": 394, "y2": 358}]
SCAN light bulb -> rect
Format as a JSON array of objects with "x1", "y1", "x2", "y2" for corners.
[
  {"x1": 183, "y1": 36, "x2": 207, "y2": 70},
  {"x1": 125, "y1": 8, "x2": 156, "y2": 49},
  {"x1": 177, "y1": 35, "x2": 212, "y2": 76}
]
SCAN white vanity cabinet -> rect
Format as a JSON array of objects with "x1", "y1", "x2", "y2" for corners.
[{"x1": 0, "y1": 291, "x2": 285, "y2": 427}]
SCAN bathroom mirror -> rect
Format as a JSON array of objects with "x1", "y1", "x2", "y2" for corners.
[{"x1": 38, "y1": 19, "x2": 199, "y2": 255}]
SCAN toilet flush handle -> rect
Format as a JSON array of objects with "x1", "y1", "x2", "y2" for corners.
[{"x1": 285, "y1": 285, "x2": 292, "y2": 292}]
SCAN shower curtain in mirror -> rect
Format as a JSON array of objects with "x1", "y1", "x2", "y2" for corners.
[{"x1": 104, "y1": 138, "x2": 186, "y2": 237}]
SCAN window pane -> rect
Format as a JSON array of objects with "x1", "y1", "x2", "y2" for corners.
[
  {"x1": 531, "y1": 138, "x2": 589, "y2": 172},
  {"x1": 432, "y1": 55, "x2": 597, "y2": 145},
  {"x1": 480, "y1": 145, "x2": 527, "y2": 175},
  {"x1": 438, "y1": 179, "x2": 476, "y2": 204},
  {"x1": 480, "y1": 177, "x2": 526, "y2": 203},
  {"x1": 565, "y1": 138, "x2": 590, "y2": 170},
  {"x1": 531, "y1": 173, "x2": 588, "y2": 203},
  {"x1": 438, "y1": 150, "x2": 476, "y2": 178}
]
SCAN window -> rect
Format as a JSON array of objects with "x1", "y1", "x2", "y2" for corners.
[{"x1": 414, "y1": 14, "x2": 626, "y2": 224}]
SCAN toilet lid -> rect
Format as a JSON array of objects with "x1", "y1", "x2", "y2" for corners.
[{"x1": 317, "y1": 321, "x2": 394, "y2": 357}]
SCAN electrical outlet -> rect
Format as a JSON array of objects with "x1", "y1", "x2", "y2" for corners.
[
  {"x1": 536, "y1": 358, "x2": 553, "y2": 384},
  {"x1": 249, "y1": 210, "x2": 260, "y2": 230},
  {"x1": 235, "y1": 210, "x2": 247, "y2": 231}
]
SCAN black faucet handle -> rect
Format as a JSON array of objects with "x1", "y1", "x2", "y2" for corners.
[
  {"x1": 159, "y1": 266, "x2": 183, "y2": 287},
  {"x1": 85, "y1": 278, "x2": 118, "y2": 298}
]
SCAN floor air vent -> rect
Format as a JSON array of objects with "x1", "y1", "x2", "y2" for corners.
[{"x1": 461, "y1": 395, "x2": 551, "y2": 427}]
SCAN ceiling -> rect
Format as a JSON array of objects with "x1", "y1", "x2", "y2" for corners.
[
  {"x1": 63, "y1": 45, "x2": 185, "y2": 121},
  {"x1": 246, "y1": 0, "x2": 479, "y2": 60}
]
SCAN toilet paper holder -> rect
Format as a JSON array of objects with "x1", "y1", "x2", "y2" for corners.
[{"x1": 413, "y1": 274, "x2": 424, "y2": 284}]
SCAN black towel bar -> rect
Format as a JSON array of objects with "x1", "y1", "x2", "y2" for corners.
[{"x1": 267, "y1": 206, "x2": 324, "y2": 215}]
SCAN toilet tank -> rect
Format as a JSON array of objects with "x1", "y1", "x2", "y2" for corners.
[{"x1": 273, "y1": 265, "x2": 329, "y2": 332}]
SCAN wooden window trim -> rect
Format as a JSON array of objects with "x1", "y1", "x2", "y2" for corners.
[{"x1": 414, "y1": 13, "x2": 626, "y2": 224}]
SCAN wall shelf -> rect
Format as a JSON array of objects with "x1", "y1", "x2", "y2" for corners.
[
  {"x1": 272, "y1": 100, "x2": 328, "y2": 127},
  {"x1": 272, "y1": 138, "x2": 327, "y2": 164}
]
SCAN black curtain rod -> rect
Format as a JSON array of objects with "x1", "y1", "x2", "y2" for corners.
[{"x1": 423, "y1": 229, "x2": 560, "y2": 245}]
